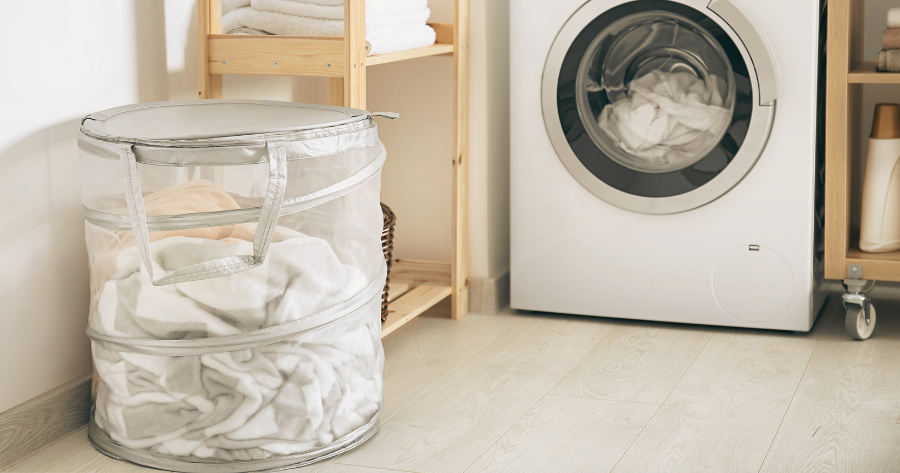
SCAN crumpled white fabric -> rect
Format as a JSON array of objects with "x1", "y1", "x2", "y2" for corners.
[
  {"x1": 598, "y1": 70, "x2": 731, "y2": 167},
  {"x1": 92, "y1": 313, "x2": 383, "y2": 461},
  {"x1": 90, "y1": 228, "x2": 382, "y2": 461},
  {"x1": 95, "y1": 231, "x2": 368, "y2": 339}
]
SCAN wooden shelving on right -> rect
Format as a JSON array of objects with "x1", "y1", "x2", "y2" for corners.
[{"x1": 824, "y1": 0, "x2": 900, "y2": 283}]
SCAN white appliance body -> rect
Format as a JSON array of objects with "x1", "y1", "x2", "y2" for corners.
[{"x1": 511, "y1": 0, "x2": 826, "y2": 331}]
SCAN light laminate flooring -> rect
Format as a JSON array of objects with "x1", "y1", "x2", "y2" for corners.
[{"x1": 7, "y1": 295, "x2": 900, "y2": 473}]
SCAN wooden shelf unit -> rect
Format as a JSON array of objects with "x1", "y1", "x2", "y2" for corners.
[
  {"x1": 825, "y1": 0, "x2": 900, "y2": 282},
  {"x1": 848, "y1": 61, "x2": 900, "y2": 83},
  {"x1": 198, "y1": 0, "x2": 470, "y2": 337}
]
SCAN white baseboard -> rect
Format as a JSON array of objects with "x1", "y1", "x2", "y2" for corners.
[
  {"x1": 0, "y1": 373, "x2": 92, "y2": 470},
  {"x1": 468, "y1": 268, "x2": 511, "y2": 315}
]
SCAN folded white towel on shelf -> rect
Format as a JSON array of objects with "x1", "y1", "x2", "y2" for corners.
[
  {"x1": 889, "y1": 7, "x2": 900, "y2": 28},
  {"x1": 263, "y1": 0, "x2": 429, "y2": 15},
  {"x1": 223, "y1": 7, "x2": 435, "y2": 55},
  {"x1": 280, "y1": 0, "x2": 343, "y2": 5},
  {"x1": 248, "y1": 0, "x2": 431, "y2": 31},
  {"x1": 367, "y1": 25, "x2": 436, "y2": 55},
  {"x1": 223, "y1": 7, "x2": 343, "y2": 36},
  {"x1": 251, "y1": 0, "x2": 343, "y2": 20},
  {"x1": 228, "y1": 26, "x2": 271, "y2": 35},
  {"x1": 367, "y1": 0, "x2": 428, "y2": 16},
  {"x1": 223, "y1": 0, "x2": 251, "y2": 16}
]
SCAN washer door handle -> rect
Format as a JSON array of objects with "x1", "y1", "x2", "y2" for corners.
[{"x1": 708, "y1": 0, "x2": 783, "y2": 106}]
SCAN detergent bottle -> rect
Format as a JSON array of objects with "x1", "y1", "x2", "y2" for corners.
[{"x1": 860, "y1": 103, "x2": 900, "y2": 252}]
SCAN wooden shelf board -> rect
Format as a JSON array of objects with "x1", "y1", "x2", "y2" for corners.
[
  {"x1": 387, "y1": 279, "x2": 413, "y2": 302},
  {"x1": 208, "y1": 34, "x2": 344, "y2": 77},
  {"x1": 391, "y1": 259, "x2": 452, "y2": 285},
  {"x1": 845, "y1": 246, "x2": 900, "y2": 282},
  {"x1": 848, "y1": 61, "x2": 900, "y2": 84},
  {"x1": 381, "y1": 283, "x2": 451, "y2": 338},
  {"x1": 366, "y1": 44, "x2": 455, "y2": 66}
]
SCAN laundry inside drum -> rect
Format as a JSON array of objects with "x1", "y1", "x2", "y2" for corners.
[{"x1": 576, "y1": 11, "x2": 736, "y2": 173}]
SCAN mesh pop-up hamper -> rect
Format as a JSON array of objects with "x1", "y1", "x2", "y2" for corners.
[{"x1": 78, "y1": 99, "x2": 389, "y2": 472}]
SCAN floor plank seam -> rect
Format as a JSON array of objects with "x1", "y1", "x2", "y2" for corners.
[
  {"x1": 755, "y1": 336, "x2": 822, "y2": 473},
  {"x1": 709, "y1": 337, "x2": 818, "y2": 348},
  {"x1": 811, "y1": 294, "x2": 839, "y2": 342},
  {"x1": 411, "y1": 322, "x2": 512, "y2": 338},
  {"x1": 380, "y1": 329, "x2": 504, "y2": 424},
  {"x1": 332, "y1": 462, "x2": 423, "y2": 473},
  {"x1": 6, "y1": 424, "x2": 90, "y2": 472},
  {"x1": 542, "y1": 393, "x2": 660, "y2": 406},
  {"x1": 457, "y1": 323, "x2": 617, "y2": 473},
  {"x1": 608, "y1": 332, "x2": 714, "y2": 472},
  {"x1": 332, "y1": 320, "x2": 507, "y2": 470}
]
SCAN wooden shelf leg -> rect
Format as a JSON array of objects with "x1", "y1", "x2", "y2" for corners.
[
  {"x1": 199, "y1": 0, "x2": 223, "y2": 99},
  {"x1": 343, "y1": 0, "x2": 366, "y2": 109},
  {"x1": 451, "y1": 0, "x2": 470, "y2": 320}
]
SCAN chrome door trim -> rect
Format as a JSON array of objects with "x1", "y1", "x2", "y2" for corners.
[
  {"x1": 542, "y1": 0, "x2": 777, "y2": 215},
  {"x1": 708, "y1": 0, "x2": 783, "y2": 105}
]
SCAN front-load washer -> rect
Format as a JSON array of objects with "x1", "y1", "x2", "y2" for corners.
[{"x1": 511, "y1": 0, "x2": 827, "y2": 330}]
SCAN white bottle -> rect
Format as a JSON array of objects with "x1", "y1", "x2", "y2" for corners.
[{"x1": 860, "y1": 103, "x2": 900, "y2": 252}]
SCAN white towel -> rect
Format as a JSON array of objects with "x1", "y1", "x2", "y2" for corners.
[
  {"x1": 265, "y1": 0, "x2": 429, "y2": 16},
  {"x1": 280, "y1": 0, "x2": 343, "y2": 5},
  {"x1": 367, "y1": 25, "x2": 436, "y2": 55},
  {"x1": 223, "y1": 7, "x2": 343, "y2": 36},
  {"x1": 223, "y1": 7, "x2": 436, "y2": 55},
  {"x1": 223, "y1": 0, "x2": 251, "y2": 16},
  {"x1": 252, "y1": 0, "x2": 344, "y2": 20},
  {"x1": 248, "y1": 0, "x2": 431, "y2": 31},
  {"x1": 889, "y1": 7, "x2": 900, "y2": 28}
]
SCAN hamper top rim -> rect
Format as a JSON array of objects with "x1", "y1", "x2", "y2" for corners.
[{"x1": 81, "y1": 99, "x2": 369, "y2": 141}]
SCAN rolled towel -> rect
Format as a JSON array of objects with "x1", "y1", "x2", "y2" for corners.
[
  {"x1": 883, "y1": 28, "x2": 900, "y2": 50},
  {"x1": 249, "y1": 0, "x2": 430, "y2": 22},
  {"x1": 889, "y1": 7, "x2": 900, "y2": 28},
  {"x1": 877, "y1": 49, "x2": 900, "y2": 73}
]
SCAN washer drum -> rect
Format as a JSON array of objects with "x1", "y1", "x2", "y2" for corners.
[{"x1": 78, "y1": 100, "x2": 391, "y2": 472}]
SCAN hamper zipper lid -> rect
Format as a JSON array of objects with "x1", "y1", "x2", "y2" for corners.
[{"x1": 81, "y1": 99, "x2": 371, "y2": 141}]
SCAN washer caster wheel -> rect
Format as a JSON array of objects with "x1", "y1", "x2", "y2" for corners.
[{"x1": 845, "y1": 304, "x2": 876, "y2": 340}]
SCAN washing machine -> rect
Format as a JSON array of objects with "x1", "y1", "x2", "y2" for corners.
[{"x1": 510, "y1": 0, "x2": 827, "y2": 330}]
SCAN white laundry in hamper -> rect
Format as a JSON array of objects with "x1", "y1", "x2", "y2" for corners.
[{"x1": 78, "y1": 100, "x2": 393, "y2": 472}]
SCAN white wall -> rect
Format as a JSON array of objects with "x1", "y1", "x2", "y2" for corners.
[
  {"x1": 0, "y1": 0, "x2": 510, "y2": 412},
  {"x1": 368, "y1": 0, "x2": 510, "y2": 280},
  {"x1": 0, "y1": 0, "x2": 299, "y2": 413},
  {"x1": 1, "y1": 1, "x2": 143, "y2": 413}
]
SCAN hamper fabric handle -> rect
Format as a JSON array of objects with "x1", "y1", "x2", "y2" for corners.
[{"x1": 119, "y1": 142, "x2": 288, "y2": 286}]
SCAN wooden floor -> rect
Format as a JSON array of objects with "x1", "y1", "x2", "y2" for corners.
[{"x1": 7, "y1": 295, "x2": 900, "y2": 473}]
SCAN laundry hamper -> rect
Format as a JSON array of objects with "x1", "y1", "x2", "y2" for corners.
[{"x1": 78, "y1": 100, "x2": 390, "y2": 472}]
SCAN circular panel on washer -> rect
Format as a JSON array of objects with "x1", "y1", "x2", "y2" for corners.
[{"x1": 713, "y1": 245, "x2": 794, "y2": 323}]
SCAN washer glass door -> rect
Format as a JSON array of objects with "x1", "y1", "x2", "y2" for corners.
[{"x1": 544, "y1": 0, "x2": 773, "y2": 214}]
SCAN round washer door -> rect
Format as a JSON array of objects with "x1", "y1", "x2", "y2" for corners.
[{"x1": 542, "y1": 0, "x2": 782, "y2": 214}]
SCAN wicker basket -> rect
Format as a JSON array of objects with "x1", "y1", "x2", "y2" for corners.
[{"x1": 381, "y1": 203, "x2": 396, "y2": 321}]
